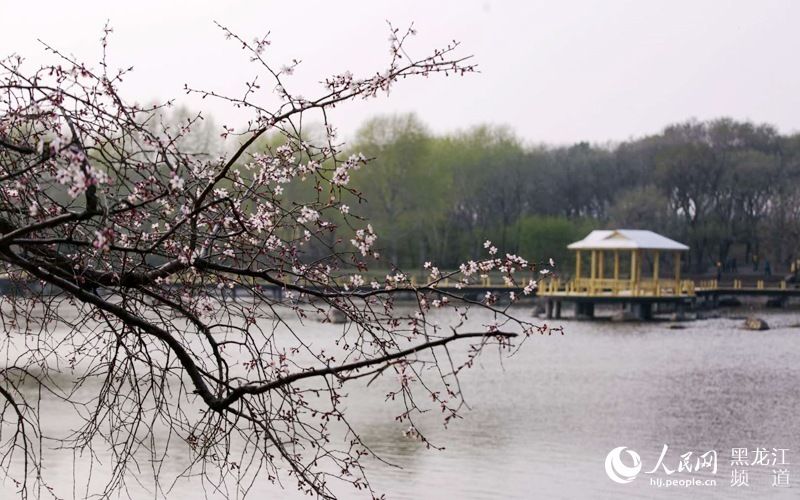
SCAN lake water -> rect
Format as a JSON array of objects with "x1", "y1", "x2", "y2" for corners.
[{"x1": 3, "y1": 306, "x2": 799, "y2": 499}]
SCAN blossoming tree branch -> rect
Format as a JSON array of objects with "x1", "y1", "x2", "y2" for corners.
[{"x1": 0, "y1": 23, "x2": 552, "y2": 499}]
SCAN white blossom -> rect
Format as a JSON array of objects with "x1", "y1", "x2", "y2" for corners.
[
  {"x1": 297, "y1": 206, "x2": 320, "y2": 224},
  {"x1": 170, "y1": 174, "x2": 185, "y2": 191}
]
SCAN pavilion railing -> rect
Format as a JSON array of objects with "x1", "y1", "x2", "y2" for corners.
[{"x1": 540, "y1": 277, "x2": 696, "y2": 297}]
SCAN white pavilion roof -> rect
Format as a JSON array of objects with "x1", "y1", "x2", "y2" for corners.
[{"x1": 567, "y1": 230, "x2": 689, "y2": 251}]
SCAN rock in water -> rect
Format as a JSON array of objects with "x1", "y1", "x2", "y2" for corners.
[
  {"x1": 313, "y1": 309, "x2": 347, "y2": 324},
  {"x1": 327, "y1": 309, "x2": 347, "y2": 324},
  {"x1": 744, "y1": 317, "x2": 769, "y2": 330}
]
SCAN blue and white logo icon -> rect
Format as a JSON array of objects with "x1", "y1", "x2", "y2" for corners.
[{"x1": 605, "y1": 446, "x2": 642, "y2": 484}]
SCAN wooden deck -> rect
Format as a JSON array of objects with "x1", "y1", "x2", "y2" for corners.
[{"x1": 538, "y1": 277, "x2": 800, "y2": 298}]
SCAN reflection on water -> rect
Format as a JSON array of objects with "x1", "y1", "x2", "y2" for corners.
[{"x1": 3, "y1": 307, "x2": 800, "y2": 499}]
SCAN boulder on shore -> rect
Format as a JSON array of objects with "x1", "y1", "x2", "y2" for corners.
[{"x1": 744, "y1": 317, "x2": 769, "y2": 331}]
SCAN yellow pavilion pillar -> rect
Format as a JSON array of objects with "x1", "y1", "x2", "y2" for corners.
[
  {"x1": 674, "y1": 251, "x2": 682, "y2": 295},
  {"x1": 598, "y1": 250, "x2": 605, "y2": 283},
  {"x1": 590, "y1": 250, "x2": 597, "y2": 294},
  {"x1": 653, "y1": 250, "x2": 660, "y2": 296},
  {"x1": 630, "y1": 250, "x2": 638, "y2": 294},
  {"x1": 637, "y1": 250, "x2": 642, "y2": 285}
]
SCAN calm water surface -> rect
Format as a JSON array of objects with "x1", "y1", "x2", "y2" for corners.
[{"x1": 3, "y1": 307, "x2": 799, "y2": 499}]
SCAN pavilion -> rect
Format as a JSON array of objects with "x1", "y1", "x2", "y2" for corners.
[
  {"x1": 565, "y1": 229, "x2": 691, "y2": 297},
  {"x1": 538, "y1": 229, "x2": 693, "y2": 319}
]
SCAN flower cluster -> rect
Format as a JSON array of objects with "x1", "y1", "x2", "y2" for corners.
[
  {"x1": 331, "y1": 153, "x2": 367, "y2": 186},
  {"x1": 247, "y1": 203, "x2": 276, "y2": 232},
  {"x1": 297, "y1": 206, "x2": 320, "y2": 225},
  {"x1": 55, "y1": 147, "x2": 111, "y2": 198},
  {"x1": 92, "y1": 228, "x2": 114, "y2": 252},
  {"x1": 351, "y1": 224, "x2": 377, "y2": 256}
]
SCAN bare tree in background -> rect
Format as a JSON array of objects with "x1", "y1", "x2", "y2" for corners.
[{"x1": 0, "y1": 23, "x2": 551, "y2": 499}]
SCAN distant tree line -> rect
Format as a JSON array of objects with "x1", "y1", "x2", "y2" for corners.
[
  {"x1": 166, "y1": 110, "x2": 799, "y2": 276},
  {"x1": 344, "y1": 114, "x2": 800, "y2": 275}
]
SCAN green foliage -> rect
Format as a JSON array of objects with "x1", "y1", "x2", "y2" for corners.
[
  {"x1": 516, "y1": 216, "x2": 594, "y2": 272},
  {"x1": 350, "y1": 114, "x2": 448, "y2": 265},
  {"x1": 608, "y1": 185, "x2": 671, "y2": 229},
  {"x1": 237, "y1": 113, "x2": 800, "y2": 274}
]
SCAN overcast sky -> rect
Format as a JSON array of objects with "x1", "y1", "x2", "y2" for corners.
[{"x1": 2, "y1": 0, "x2": 799, "y2": 144}]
